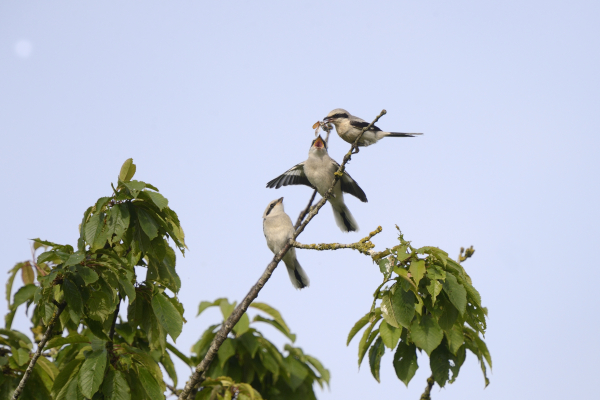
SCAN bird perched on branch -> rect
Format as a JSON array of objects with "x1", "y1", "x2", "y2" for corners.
[
  {"x1": 266, "y1": 135, "x2": 367, "y2": 232},
  {"x1": 324, "y1": 108, "x2": 422, "y2": 148},
  {"x1": 263, "y1": 197, "x2": 310, "y2": 289}
]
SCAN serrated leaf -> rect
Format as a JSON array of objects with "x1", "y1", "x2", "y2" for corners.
[
  {"x1": 46, "y1": 334, "x2": 90, "y2": 349},
  {"x1": 152, "y1": 292, "x2": 183, "y2": 341},
  {"x1": 65, "y1": 252, "x2": 85, "y2": 267},
  {"x1": 347, "y1": 311, "x2": 372, "y2": 345},
  {"x1": 391, "y1": 286, "x2": 416, "y2": 329},
  {"x1": 51, "y1": 358, "x2": 82, "y2": 399},
  {"x1": 160, "y1": 351, "x2": 177, "y2": 387},
  {"x1": 430, "y1": 344, "x2": 452, "y2": 387},
  {"x1": 218, "y1": 338, "x2": 236, "y2": 368},
  {"x1": 137, "y1": 365, "x2": 163, "y2": 399},
  {"x1": 119, "y1": 277, "x2": 136, "y2": 305},
  {"x1": 13, "y1": 347, "x2": 30, "y2": 366},
  {"x1": 438, "y1": 298, "x2": 459, "y2": 331},
  {"x1": 107, "y1": 204, "x2": 131, "y2": 245},
  {"x1": 142, "y1": 191, "x2": 169, "y2": 211},
  {"x1": 409, "y1": 260, "x2": 426, "y2": 286},
  {"x1": 103, "y1": 368, "x2": 131, "y2": 400},
  {"x1": 393, "y1": 340, "x2": 418, "y2": 386},
  {"x1": 119, "y1": 158, "x2": 136, "y2": 183},
  {"x1": 76, "y1": 266, "x2": 99, "y2": 285},
  {"x1": 443, "y1": 274, "x2": 467, "y2": 315},
  {"x1": 78, "y1": 349, "x2": 107, "y2": 398},
  {"x1": 124, "y1": 181, "x2": 146, "y2": 199},
  {"x1": 368, "y1": 337, "x2": 385, "y2": 382},
  {"x1": 86, "y1": 291, "x2": 112, "y2": 321},
  {"x1": 379, "y1": 320, "x2": 401, "y2": 349},
  {"x1": 136, "y1": 208, "x2": 159, "y2": 240},
  {"x1": 444, "y1": 325, "x2": 464, "y2": 355},
  {"x1": 380, "y1": 293, "x2": 399, "y2": 328},
  {"x1": 63, "y1": 279, "x2": 83, "y2": 317},
  {"x1": 410, "y1": 314, "x2": 443, "y2": 355}
]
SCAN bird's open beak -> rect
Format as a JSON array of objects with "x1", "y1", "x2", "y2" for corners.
[
  {"x1": 323, "y1": 117, "x2": 331, "y2": 122},
  {"x1": 313, "y1": 136, "x2": 325, "y2": 149},
  {"x1": 277, "y1": 197, "x2": 284, "y2": 204}
]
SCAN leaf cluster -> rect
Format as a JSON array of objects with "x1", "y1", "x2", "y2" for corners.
[
  {"x1": 348, "y1": 229, "x2": 492, "y2": 388},
  {"x1": 186, "y1": 299, "x2": 330, "y2": 400}
]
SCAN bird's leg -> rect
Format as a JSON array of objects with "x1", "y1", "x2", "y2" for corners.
[{"x1": 352, "y1": 147, "x2": 360, "y2": 154}]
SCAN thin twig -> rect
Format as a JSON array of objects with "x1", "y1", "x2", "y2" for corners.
[
  {"x1": 294, "y1": 189, "x2": 318, "y2": 229},
  {"x1": 177, "y1": 109, "x2": 387, "y2": 400},
  {"x1": 12, "y1": 302, "x2": 66, "y2": 400},
  {"x1": 292, "y1": 226, "x2": 382, "y2": 255},
  {"x1": 420, "y1": 375, "x2": 435, "y2": 400}
]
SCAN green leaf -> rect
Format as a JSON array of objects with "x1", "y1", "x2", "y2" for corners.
[
  {"x1": 86, "y1": 291, "x2": 112, "y2": 321},
  {"x1": 239, "y1": 331, "x2": 260, "y2": 358},
  {"x1": 115, "y1": 323, "x2": 135, "y2": 345},
  {"x1": 368, "y1": 337, "x2": 385, "y2": 383},
  {"x1": 52, "y1": 358, "x2": 82, "y2": 399},
  {"x1": 151, "y1": 292, "x2": 183, "y2": 341},
  {"x1": 391, "y1": 286, "x2": 416, "y2": 329},
  {"x1": 252, "y1": 315, "x2": 296, "y2": 343},
  {"x1": 119, "y1": 158, "x2": 136, "y2": 183},
  {"x1": 380, "y1": 293, "x2": 399, "y2": 328},
  {"x1": 160, "y1": 351, "x2": 177, "y2": 387},
  {"x1": 393, "y1": 340, "x2": 419, "y2": 386},
  {"x1": 21, "y1": 263, "x2": 35, "y2": 285},
  {"x1": 358, "y1": 326, "x2": 379, "y2": 368},
  {"x1": 249, "y1": 302, "x2": 290, "y2": 333},
  {"x1": 63, "y1": 279, "x2": 83, "y2": 317},
  {"x1": 438, "y1": 298, "x2": 459, "y2": 332},
  {"x1": 137, "y1": 365, "x2": 163, "y2": 399},
  {"x1": 379, "y1": 320, "x2": 402, "y2": 349},
  {"x1": 6, "y1": 263, "x2": 22, "y2": 307},
  {"x1": 102, "y1": 368, "x2": 131, "y2": 400},
  {"x1": 76, "y1": 266, "x2": 99, "y2": 285},
  {"x1": 11, "y1": 284, "x2": 37, "y2": 310},
  {"x1": 136, "y1": 208, "x2": 159, "y2": 240},
  {"x1": 46, "y1": 334, "x2": 90, "y2": 349},
  {"x1": 444, "y1": 325, "x2": 464, "y2": 355},
  {"x1": 430, "y1": 344, "x2": 452, "y2": 387},
  {"x1": 409, "y1": 260, "x2": 426, "y2": 286},
  {"x1": 37, "y1": 356, "x2": 60, "y2": 380},
  {"x1": 286, "y1": 356, "x2": 309, "y2": 390},
  {"x1": 410, "y1": 314, "x2": 444, "y2": 355},
  {"x1": 197, "y1": 300, "x2": 220, "y2": 317},
  {"x1": 107, "y1": 204, "x2": 131, "y2": 245},
  {"x1": 124, "y1": 181, "x2": 146, "y2": 198},
  {"x1": 13, "y1": 347, "x2": 30, "y2": 366},
  {"x1": 167, "y1": 343, "x2": 192, "y2": 366},
  {"x1": 140, "y1": 191, "x2": 169, "y2": 211},
  {"x1": 65, "y1": 252, "x2": 85, "y2": 267},
  {"x1": 233, "y1": 312, "x2": 250, "y2": 336},
  {"x1": 218, "y1": 338, "x2": 236, "y2": 367},
  {"x1": 347, "y1": 311, "x2": 372, "y2": 345},
  {"x1": 78, "y1": 349, "x2": 107, "y2": 398},
  {"x1": 119, "y1": 277, "x2": 136, "y2": 305},
  {"x1": 442, "y1": 274, "x2": 467, "y2": 315},
  {"x1": 84, "y1": 318, "x2": 110, "y2": 341}
]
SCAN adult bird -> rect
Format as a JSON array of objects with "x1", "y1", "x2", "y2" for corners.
[
  {"x1": 324, "y1": 108, "x2": 422, "y2": 148},
  {"x1": 263, "y1": 197, "x2": 310, "y2": 289},
  {"x1": 266, "y1": 135, "x2": 367, "y2": 232}
]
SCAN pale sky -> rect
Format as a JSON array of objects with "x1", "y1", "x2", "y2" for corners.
[{"x1": 1, "y1": 1, "x2": 599, "y2": 399}]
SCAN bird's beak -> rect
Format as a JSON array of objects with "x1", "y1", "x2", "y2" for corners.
[
  {"x1": 313, "y1": 136, "x2": 325, "y2": 149},
  {"x1": 277, "y1": 197, "x2": 284, "y2": 204},
  {"x1": 323, "y1": 117, "x2": 331, "y2": 122}
]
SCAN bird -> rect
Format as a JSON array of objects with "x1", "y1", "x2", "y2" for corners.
[
  {"x1": 263, "y1": 197, "x2": 310, "y2": 289},
  {"x1": 323, "y1": 108, "x2": 422, "y2": 148},
  {"x1": 266, "y1": 135, "x2": 367, "y2": 232}
]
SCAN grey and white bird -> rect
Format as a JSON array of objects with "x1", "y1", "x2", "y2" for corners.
[
  {"x1": 263, "y1": 197, "x2": 310, "y2": 289},
  {"x1": 324, "y1": 108, "x2": 422, "y2": 148},
  {"x1": 266, "y1": 135, "x2": 367, "y2": 232}
]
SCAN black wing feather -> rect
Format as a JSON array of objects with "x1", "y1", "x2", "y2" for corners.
[
  {"x1": 331, "y1": 160, "x2": 368, "y2": 202},
  {"x1": 266, "y1": 163, "x2": 315, "y2": 190},
  {"x1": 349, "y1": 120, "x2": 382, "y2": 132}
]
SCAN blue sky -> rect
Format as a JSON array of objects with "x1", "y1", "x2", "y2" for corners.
[{"x1": 1, "y1": 1, "x2": 599, "y2": 399}]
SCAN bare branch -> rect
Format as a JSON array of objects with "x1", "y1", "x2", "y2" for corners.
[
  {"x1": 177, "y1": 110, "x2": 387, "y2": 400},
  {"x1": 420, "y1": 375, "x2": 435, "y2": 400},
  {"x1": 294, "y1": 189, "x2": 317, "y2": 229},
  {"x1": 292, "y1": 226, "x2": 382, "y2": 255},
  {"x1": 12, "y1": 302, "x2": 66, "y2": 400}
]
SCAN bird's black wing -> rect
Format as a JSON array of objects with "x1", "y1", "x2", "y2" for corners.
[
  {"x1": 266, "y1": 162, "x2": 315, "y2": 189},
  {"x1": 349, "y1": 119, "x2": 382, "y2": 132},
  {"x1": 331, "y1": 160, "x2": 368, "y2": 202}
]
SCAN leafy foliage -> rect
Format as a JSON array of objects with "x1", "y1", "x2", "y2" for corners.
[
  {"x1": 348, "y1": 229, "x2": 491, "y2": 388},
  {"x1": 184, "y1": 298, "x2": 330, "y2": 400},
  {"x1": 1, "y1": 159, "x2": 186, "y2": 399}
]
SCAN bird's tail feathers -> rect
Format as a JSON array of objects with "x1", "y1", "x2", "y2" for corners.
[
  {"x1": 387, "y1": 131, "x2": 423, "y2": 137},
  {"x1": 331, "y1": 203, "x2": 359, "y2": 233},
  {"x1": 285, "y1": 258, "x2": 310, "y2": 289}
]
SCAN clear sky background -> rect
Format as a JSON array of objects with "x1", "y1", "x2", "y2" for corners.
[{"x1": 1, "y1": 1, "x2": 599, "y2": 399}]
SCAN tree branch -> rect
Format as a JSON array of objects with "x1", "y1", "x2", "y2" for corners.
[
  {"x1": 420, "y1": 375, "x2": 435, "y2": 400},
  {"x1": 292, "y1": 226, "x2": 382, "y2": 255},
  {"x1": 177, "y1": 109, "x2": 387, "y2": 400},
  {"x1": 294, "y1": 189, "x2": 317, "y2": 229},
  {"x1": 12, "y1": 301, "x2": 67, "y2": 400}
]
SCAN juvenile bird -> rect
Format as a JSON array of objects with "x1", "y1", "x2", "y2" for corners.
[
  {"x1": 263, "y1": 197, "x2": 310, "y2": 289},
  {"x1": 324, "y1": 108, "x2": 422, "y2": 148},
  {"x1": 266, "y1": 136, "x2": 367, "y2": 232}
]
